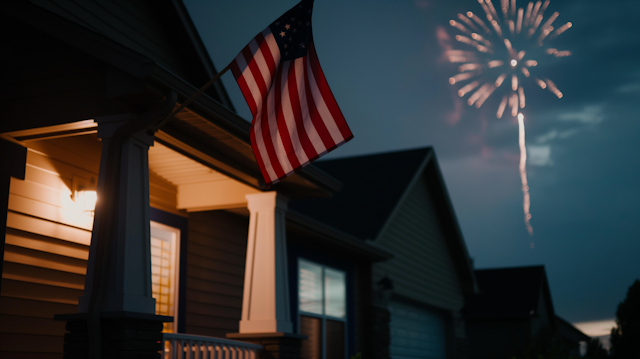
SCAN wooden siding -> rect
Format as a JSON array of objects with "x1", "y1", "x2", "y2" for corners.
[
  {"x1": 150, "y1": 170, "x2": 184, "y2": 217},
  {"x1": 1, "y1": 136, "x2": 100, "y2": 358},
  {"x1": 373, "y1": 174, "x2": 464, "y2": 313},
  {"x1": 185, "y1": 211, "x2": 247, "y2": 338},
  {"x1": 1, "y1": 134, "x2": 185, "y2": 357}
]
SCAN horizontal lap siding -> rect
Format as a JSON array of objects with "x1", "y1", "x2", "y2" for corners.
[
  {"x1": 185, "y1": 211, "x2": 248, "y2": 338},
  {"x1": 374, "y1": 175, "x2": 464, "y2": 312},
  {"x1": 1, "y1": 136, "x2": 101, "y2": 357},
  {"x1": 149, "y1": 171, "x2": 184, "y2": 217}
]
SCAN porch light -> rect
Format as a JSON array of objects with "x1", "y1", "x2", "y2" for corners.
[
  {"x1": 75, "y1": 189, "x2": 97, "y2": 213},
  {"x1": 72, "y1": 175, "x2": 97, "y2": 213}
]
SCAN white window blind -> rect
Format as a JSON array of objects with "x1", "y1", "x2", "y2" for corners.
[{"x1": 150, "y1": 221, "x2": 180, "y2": 333}]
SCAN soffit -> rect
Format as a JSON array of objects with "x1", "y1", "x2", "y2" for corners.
[{"x1": 149, "y1": 142, "x2": 228, "y2": 185}]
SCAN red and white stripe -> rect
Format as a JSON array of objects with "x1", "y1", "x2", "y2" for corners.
[{"x1": 230, "y1": 28, "x2": 353, "y2": 186}]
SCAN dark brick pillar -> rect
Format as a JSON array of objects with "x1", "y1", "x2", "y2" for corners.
[
  {"x1": 55, "y1": 312, "x2": 172, "y2": 359},
  {"x1": 454, "y1": 337, "x2": 470, "y2": 359},
  {"x1": 369, "y1": 306, "x2": 391, "y2": 359},
  {"x1": 227, "y1": 332, "x2": 306, "y2": 359}
]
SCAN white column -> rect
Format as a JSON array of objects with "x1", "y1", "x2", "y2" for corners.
[
  {"x1": 240, "y1": 192, "x2": 293, "y2": 333},
  {"x1": 78, "y1": 114, "x2": 156, "y2": 314}
]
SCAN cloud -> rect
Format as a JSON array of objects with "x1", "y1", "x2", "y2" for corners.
[
  {"x1": 557, "y1": 105, "x2": 604, "y2": 125},
  {"x1": 536, "y1": 128, "x2": 581, "y2": 143},
  {"x1": 527, "y1": 145, "x2": 553, "y2": 166},
  {"x1": 616, "y1": 83, "x2": 640, "y2": 94},
  {"x1": 573, "y1": 319, "x2": 616, "y2": 337}
]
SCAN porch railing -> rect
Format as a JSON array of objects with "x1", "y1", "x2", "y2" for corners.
[{"x1": 162, "y1": 333, "x2": 264, "y2": 359}]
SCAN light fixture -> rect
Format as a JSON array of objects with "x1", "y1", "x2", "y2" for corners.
[{"x1": 72, "y1": 175, "x2": 97, "y2": 213}]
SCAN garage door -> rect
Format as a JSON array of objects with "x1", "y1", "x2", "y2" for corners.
[{"x1": 389, "y1": 299, "x2": 447, "y2": 359}]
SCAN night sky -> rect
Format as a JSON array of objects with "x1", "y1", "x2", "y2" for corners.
[{"x1": 183, "y1": 0, "x2": 640, "y2": 337}]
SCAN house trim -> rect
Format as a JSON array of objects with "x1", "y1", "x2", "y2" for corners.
[{"x1": 287, "y1": 210, "x2": 394, "y2": 263}]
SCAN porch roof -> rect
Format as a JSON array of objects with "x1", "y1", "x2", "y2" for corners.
[{"x1": 2, "y1": 0, "x2": 340, "y2": 199}]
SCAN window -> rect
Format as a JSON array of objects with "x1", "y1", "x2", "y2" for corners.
[
  {"x1": 298, "y1": 259, "x2": 347, "y2": 359},
  {"x1": 150, "y1": 221, "x2": 181, "y2": 333}
]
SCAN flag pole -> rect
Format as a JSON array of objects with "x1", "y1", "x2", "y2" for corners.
[{"x1": 153, "y1": 64, "x2": 230, "y2": 131}]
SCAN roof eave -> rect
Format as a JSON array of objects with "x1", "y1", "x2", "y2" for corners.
[{"x1": 287, "y1": 210, "x2": 394, "y2": 262}]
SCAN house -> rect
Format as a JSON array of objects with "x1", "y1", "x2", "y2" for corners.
[
  {"x1": 465, "y1": 266, "x2": 589, "y2": 359},
  {"x1": 0, "y1": 1, "x2": 476, "y2": 359},
  {"x1": 0, "y1": 1, "x2": 394, "y2": 358},
  {"x1": 289, "y1": 148, "x2": 478, "y2": 359}
]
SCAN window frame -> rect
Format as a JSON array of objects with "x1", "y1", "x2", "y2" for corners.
[
  {"x1": 150, "y1": 220, "x2": 181, "y2": 333},
  {"x1": 149, "y1": 207, "x2": 188, "y2": 333},
  {"x1": 297, "y1": 258, "x2": 348, "y2": 359}
]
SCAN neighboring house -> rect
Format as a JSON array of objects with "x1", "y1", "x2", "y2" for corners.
[
  {"x1": 290, "y1": 148, "x2": 478, "y2": 359},
  {"x1": 465, "y1": 266, "x2": 589, "y2": 359},
  {"x1": 0, "y1": 1, "x2": 393, "y2": 358}
]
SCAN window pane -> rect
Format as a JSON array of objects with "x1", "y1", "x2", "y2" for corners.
[
  {"x1": 300, "y1": 315, "x2": 322, "y2": 359},
  {"x1": 150, "y1": 223, "x2": 178, "y2": 333},
  {"x1": 326, "y1": 320, "x2": 345, "y2": 359},
  {"x1": 324, "y1": 268, "x2": 346, "y2": 318},
  {"x1": 299, "y1": 260, "x2": 323, "y2": 314}
]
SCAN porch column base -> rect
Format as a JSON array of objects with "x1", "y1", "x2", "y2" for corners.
[
  {"x1": 54, "y1": 312, "x2": 172, "y2": 359},
  {"x1": 226, "y1": 332, "x2": 306, "y2": 359}
]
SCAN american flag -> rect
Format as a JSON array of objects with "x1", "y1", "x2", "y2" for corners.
[{"x1": 230, "y1": 0, "x2": 353, "y2": 186}]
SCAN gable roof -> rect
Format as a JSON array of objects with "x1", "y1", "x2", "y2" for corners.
[
  {"x1": 466, "y1": 266, "x2": 556, "y2": 320},
  {"x1": 555, "y1": 316, "x2": 590, "y2": 343},
  {"x1": 290, "y1": 147, "x2": 477, "y2": 293},
  {"x1": 290, "y1": 147, "x2": 430, "y2": 240}
]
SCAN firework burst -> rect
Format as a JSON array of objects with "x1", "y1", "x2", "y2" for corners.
[{"x1": 446, "y1": 0, "x2": 572, "y2": 239}]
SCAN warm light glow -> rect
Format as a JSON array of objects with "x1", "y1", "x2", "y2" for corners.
[
  {"x1": 511, "y1": 59, "x2": 518, "y2": 67},
  {"x1": 76, "y1": 190, "x2": 98, "y2": 213},
  {"x1": 488, "y1": 60, "x2": 504, "y2": 68},
  {"x1": 512, "y1": 74, "x2": 518, "y2": 90}
]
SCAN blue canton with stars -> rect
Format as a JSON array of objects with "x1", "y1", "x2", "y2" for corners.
[{"x1": 269, "y1": 0, "x2": 313, "y2": 61}]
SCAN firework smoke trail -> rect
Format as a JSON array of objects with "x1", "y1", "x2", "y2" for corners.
[
  {"x1": 445, "y1": 0, "x2": 572, "y2": 239},
  {"x1": 517, "y1": 114, "x2": 534, "y2": 241}
]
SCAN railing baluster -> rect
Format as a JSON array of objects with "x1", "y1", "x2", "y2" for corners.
[{"x1": 161, "y1": 333, "x2": 263, "y2": 359}]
